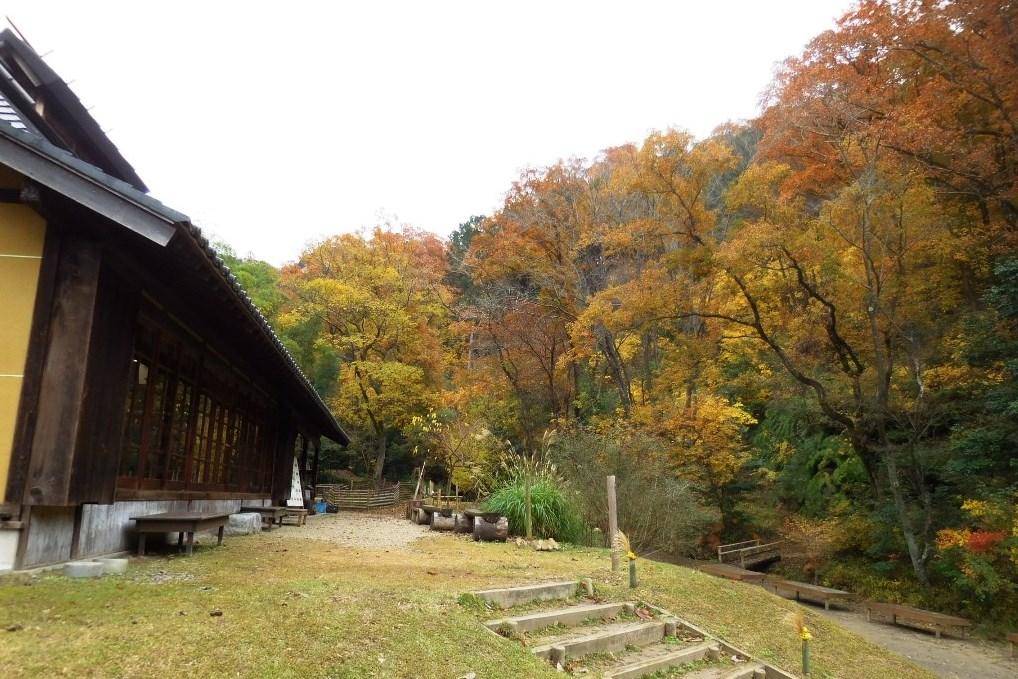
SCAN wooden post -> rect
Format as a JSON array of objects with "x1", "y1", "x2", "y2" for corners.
[
  {"x1": 413, "y1": 463, "x2": 426, "y2": 500},
  {"x1": 607, "y1": 475, "x2": 619, "y2": 572}
]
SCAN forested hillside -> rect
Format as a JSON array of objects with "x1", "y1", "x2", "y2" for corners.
[{"x1": 219, "y1": 0, "x2": 1018, "y2": 626}]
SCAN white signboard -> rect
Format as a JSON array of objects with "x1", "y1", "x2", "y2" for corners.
[{"x1": 286, "y1": 457, "x2": 303, "y2": 507}]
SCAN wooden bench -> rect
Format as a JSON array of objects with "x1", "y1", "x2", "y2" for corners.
[
  {"x1": 281, "y1": 507, "x2": 308, "y2": 526},
  {"x1": 697, "y1": 562, "x2": 767, "y2": 583},
  {"x1": 239, "y1": 505, "x2": 286, "y2": 529},
  {"x1": 763, "y1": 579, "x2": 852, "y2": 610},
  {"x1": 1007, "y1": 631, "x2": 1017, "y2": 658},
  {"x1": 463, "y1": 508, "x2": 501, "y2": 522},
  {"x1": 131, "y1": 512, "x2": 231, "y2": 556},
  {"x1": 864, "y1": 602, "x2": 973, "y2": 638}
]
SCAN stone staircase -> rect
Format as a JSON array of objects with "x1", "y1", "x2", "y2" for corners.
[{"x1": 469, "y1": 581, "x2": 793, "y2": 679}]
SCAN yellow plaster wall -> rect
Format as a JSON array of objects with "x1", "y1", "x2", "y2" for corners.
[{"x1": 0, "y1": 203, "x2": 46, "y2": 498}]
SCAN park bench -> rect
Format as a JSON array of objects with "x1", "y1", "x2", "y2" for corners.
[
  {"x1": 762, "y1": 579, "x2": 852, "y2": 610},
  {"x1": 131, "y1": 511, "x2": 230, "y2": 556},
  {"x1": 281, "y1": 507, "x2": 308, "y2": 526},
  {"x1": 1007, "y1": 631, "x2": 1017, "y2": 658},
  {"x1": 864, "y1": 601, "x2": 973, "y2": 638},
  {"x1": 697, "y1": 562, "x2": 767, "y2": 583},
  {"x1": 239, "y1": 505, "x2": 286, "y2": 529},
  {"x1": 463, "y1": 508, "x2": 501, "y2": 522}
]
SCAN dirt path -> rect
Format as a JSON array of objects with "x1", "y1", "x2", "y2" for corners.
[
  {"x1": 813, "y1": 607, "x2": 1015, "y2": 679},
  {"x1": 282, "y1": 511, "x2": 433, "y2": 550}
]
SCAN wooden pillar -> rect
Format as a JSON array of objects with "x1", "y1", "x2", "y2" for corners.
[
  {"x1": 607, "y1": 475, "x2": 619, "y2": 572},
  {"x1": 23, "y1": 233, "x2": 103, "y2": 506}
]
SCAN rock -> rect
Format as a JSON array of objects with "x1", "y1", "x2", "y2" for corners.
[
  {"x1": 64, "y1": 561, "x2": 104, "y2": 578},
  {"x1": 94, "y1": 558, "x2": 128, "y2": 575},
  {"x1": 210, "y1": 609, "x2": 223, "y2": 617},
  {"x1": 5, "y1": 623, "x2": 23, "y2": 632},
  {"x1": 225, "y1": 512, "x2": 261, "y2": 536}
]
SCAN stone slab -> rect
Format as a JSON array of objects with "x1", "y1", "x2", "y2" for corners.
[
  {"x1": 472, "y1": 580, "x2": 578, "y2": 608},
  {"x1": 225, "y1": 512, "x2": 262, "y2": 536},
  {"x1": 485, "y1": 601, "x2": 631, "y2": 634},
  {"x1": 64, "y1": 561, "x2": 104, "y2": 578},
  {"x1": 94, "y1": 557, "x2": 128, "y2": 575}
]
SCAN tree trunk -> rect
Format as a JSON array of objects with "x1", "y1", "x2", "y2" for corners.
[
  {"x1": 883, "y1": 450, "x2": 930, "y2": 585},
  {"x1": 372, "y1": 432, "x2": 386, "y2": 481},
  {"x1": 595, "y1": 324, "x2": 633, "y2": 415}
]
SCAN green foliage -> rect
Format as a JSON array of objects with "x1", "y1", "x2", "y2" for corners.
[
  {"x1": 550, "y1": 424, "x2": 717, "y2": 556},
  {"x1": 482, "y1": 442, "x2": 585, "y2": 542},
  {"x1": 483, "y1": 478, "x2": 584, "y2": 542}
]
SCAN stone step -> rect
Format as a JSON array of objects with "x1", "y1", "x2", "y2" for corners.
[
  {"x1": 678, "y1": 664, "x2": 767, "y2": 679},
  {"x1": 532, "y1": 620, "x2": 666, "y2": 664},
  {"x1": 484, "y1": 601, "x2": 633, "y2": 634},
  {"x1": 601, "y1": 640, "x2": 721, "y2": 679},
  {"x1": 471, "y1": 580, "x2": 579, "y2": 608},
  {"x1": 719, "y1": 665, "x2": 767, "y2": 679}
]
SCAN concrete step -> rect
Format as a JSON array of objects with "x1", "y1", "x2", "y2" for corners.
[
  {"x1": 679, "y1": 664, "x2": 766, "y2": 679},
  {"x1": 601, "y1": 640, "x2": 721, "y2": 679},
  {"x1": 471, "y1": 580, "x2": 579, "y2": 608},
  {"x1": 532, "y1": 620, "x2": 666, "y2": 664},
  {"x1": 484, "y1": 601, "x2": 633, "y2": 634},
  {"x1": 719, "y1": 665, "x2": 767, "y2": 679}
]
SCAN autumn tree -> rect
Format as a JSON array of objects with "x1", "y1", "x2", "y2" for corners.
[{"x1": 280, "y1": 228, "x2": 449, "y2": 480}]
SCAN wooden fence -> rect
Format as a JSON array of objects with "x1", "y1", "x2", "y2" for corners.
[{"x1": 317, "y1": 482, "x2": 414, "y2": 509}]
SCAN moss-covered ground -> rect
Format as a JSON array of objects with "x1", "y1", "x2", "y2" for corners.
[{"x1": 0, "y1": 517, "x2": 936, "y2": 678}]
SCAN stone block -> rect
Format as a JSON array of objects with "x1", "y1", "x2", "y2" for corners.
[
  {"x1": 94, "y1": 557, "x2": 129, "y2": 575},
  {"x1": 225, "y1": 512, "x2": 261, "y2": 536},
  {"x1": 64, "y1": 561, "x2": 104, "y2": 578}
]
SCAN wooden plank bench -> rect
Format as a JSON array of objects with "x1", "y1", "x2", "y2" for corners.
[
  {"x1": 239, "y1": 505, "x2": 286, "y2": 529},
  {"x1": 763, "y1": 579, "x2": 852, "y2": 610},
  {"x1": 697, "y1": 562, "x2": 767, "y2": 583},
  {"x1": 1007, "y1": 631, "x2": 1017, "y2": 658},
  {"x1": 281, "y1": 507, "x2": 308, "y2": 526},
  {"x1": 864, "y1": 601, "x2": 973, "y2": 638},
  {"x1": 131, "y1": 512, "x2": 231, "y2": 556},
  {"x1": 463, "y1": 508, "x2": 501, "y2": 522}
]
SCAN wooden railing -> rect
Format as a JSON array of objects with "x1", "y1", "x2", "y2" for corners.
[{"x1": 718, "y1": 539, "x2": 783, "y2": 568}]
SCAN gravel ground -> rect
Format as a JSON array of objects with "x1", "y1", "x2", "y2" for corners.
[
  {"x1": 282, "y1": 511, "x2": 433, "y2": 550},
  {"x1": 814, "y1": 606, "x2": 1016, "y2": 679}
]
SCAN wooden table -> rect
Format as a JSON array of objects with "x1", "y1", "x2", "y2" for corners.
[
  {"x1": 281, "y1": 507, "x2": 308, "y2": 526},
  {"x1": 864, "y1": 601, "x2": 973, "y2": 638},
  {"x1": 131, "y1": 512, "x2": 231, "y2": 556},
  {"x1": 239, "y1": 505, "x2": 286, "y2": 529},
  {"x1": 764, "y1": 579, "x2": 852, "y2": 610}
]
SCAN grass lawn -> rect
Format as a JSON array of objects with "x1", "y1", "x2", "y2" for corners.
[{"x1": 0, "y1": 516, "x2": 936, "y2": 679}]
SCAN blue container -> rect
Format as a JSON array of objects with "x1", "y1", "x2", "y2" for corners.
[{"x1": 315, "y1": 501, "x2": 327, "y2": 513}]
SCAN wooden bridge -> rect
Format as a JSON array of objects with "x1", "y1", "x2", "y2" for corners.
[{"x1": 717, "y1": 539, "x2": 782, "y2": 569}]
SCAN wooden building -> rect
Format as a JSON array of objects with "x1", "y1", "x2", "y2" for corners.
[{"x1": 0, "y1": 30, "x2": 348, "y2": 571}]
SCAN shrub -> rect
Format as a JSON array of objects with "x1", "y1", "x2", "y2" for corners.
[
  {"x1": 484, "y1": 477, "x2": 584, "y2": 542},
  {"x1": 481, "y1": 433, "x2": 586, "y2": 542},
  {"x1": 549, "y1": 424, "x2": 717, "y2": 557}
]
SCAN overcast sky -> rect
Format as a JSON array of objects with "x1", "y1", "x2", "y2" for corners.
[{"x1": 7, "y1": 1, "x2": 854, "y2": 265}]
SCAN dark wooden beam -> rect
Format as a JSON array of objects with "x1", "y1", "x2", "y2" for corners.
[
  {"x1": 4, "y1": 224, "x2": 60, "y2": 506},
  {"x1": 23, "y1": 232, "x2": 103, "y2": 506}
]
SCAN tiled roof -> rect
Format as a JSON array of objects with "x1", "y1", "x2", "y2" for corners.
[
  {"x1": 0, "y1": 93, "x2": 348, "y2": 445},
  {"x1": 0, "y1": 93, "x2": 30, "y2": 131}
]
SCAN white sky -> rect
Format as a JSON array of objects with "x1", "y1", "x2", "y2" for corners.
[{"x1": 6, "y1": 1, "x2": 853, "y2": 265}]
